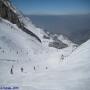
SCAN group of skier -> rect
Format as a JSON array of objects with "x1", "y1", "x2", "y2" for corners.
[
  {"x1": 10, "y1": 65, "x2": 24, "y2": 75},
  {"x1": 10, "y1": 65, "x2": 48, "y2": 75}
]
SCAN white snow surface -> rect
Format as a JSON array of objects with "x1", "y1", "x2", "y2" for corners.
[
  {"x1": 1, "y1": 1, "x2": 90, "y2": 90},
  {"x1": 0, "y1": 16, "x2": 90, "y2": 90}
]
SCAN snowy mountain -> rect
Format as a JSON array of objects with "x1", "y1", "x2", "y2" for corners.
[
  {"x1": 0, "y1": 17, "x2": 42, "y2": 61},
  {"x1": 0, "y1": 0, "x2": 77, "y2": 49},
  {"x1": 0, "y1": 0, "x2": 90, "y2": 90}
]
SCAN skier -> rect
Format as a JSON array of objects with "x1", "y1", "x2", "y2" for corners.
[
  {"x1": 21, "y1": 67, "x2": 23, "y2": 72},
  {"x1": 61, "y1": 54, "x2": 64, "y2": 60},
  {"x1": 46, "y1": 66, "x2": 48, "y2": 70},
  {"x1": 16, "y1": 51, "x2": 18, "y2": 54},
  {"x1": 10, "y1": 65, "x2": 14, "y2": 75},
  {"x1": 2, "y1": 50, "x2": 5, "y2": 53},
  {"x1": 34, "y1": 66, "x2": 36, "y2": 71}
]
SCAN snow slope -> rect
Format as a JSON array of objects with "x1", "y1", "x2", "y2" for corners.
[
  {"x1": 0, "y1": 19, "x2": 90, "y2": 90},
  {"x1": 0, "y1": 16, "x2": 76, "y2": 66},
  {"x1": 26, "y1": 39, "x2": 90, "y2": 90},
  {"x1": 0, "y1": 1, "x2": 89, "y2": 90},
  {"x1": 0, "y1": 17, "x2": 42, "y2": 62},
  {"x1": 21, "y1": 39, "x2": 90, "y2": 90}
]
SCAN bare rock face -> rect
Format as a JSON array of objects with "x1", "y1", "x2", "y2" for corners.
[
  {"x1": 49, "y1": 40, "x2": 68, "y2": 49},
  {"x1": 0, "y1": 0, "x2": 19, "y2": 24}
]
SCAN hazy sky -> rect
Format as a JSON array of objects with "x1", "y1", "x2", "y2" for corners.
[{"x1": 12, "y1": 0, "x2": 90, "y2": 15}]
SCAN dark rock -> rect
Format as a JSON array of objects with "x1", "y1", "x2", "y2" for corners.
[{"x1": 49, "y1": 40, "x2": 68, "y2": 49}]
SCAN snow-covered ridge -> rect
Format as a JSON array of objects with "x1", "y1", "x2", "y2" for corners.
[
  {"x1": 0, "y1": 17, "x2": 42, "y2": 61},
  {"x1": 0, "y1": 0, "x2": 77, "y2": 48},
  {"x1": 0, "y1": 0, "x2": 42, "y2": 42}
]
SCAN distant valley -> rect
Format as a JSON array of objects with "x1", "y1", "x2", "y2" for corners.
[{"x1": 28, "y1": 15, "x2": 90, "y2": 44}]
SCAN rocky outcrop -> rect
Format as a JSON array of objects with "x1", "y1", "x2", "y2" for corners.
[
  {"x1": 0, "y1": 0, "x2": 41, "y2": 42},
  {"x1": 49, "y1": 40, "x2": 68, "y2": 49},
  {"x1": 0, "y1": 0, "x2": 19, "y2": 24}
]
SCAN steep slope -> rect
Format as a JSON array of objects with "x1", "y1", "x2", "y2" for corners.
[
  {"x1": 0, "y1": 0, "x2": 41, "y2": 42},
  {"x1": 0, "y1": 17, "x2": 42, "y2": 61}
]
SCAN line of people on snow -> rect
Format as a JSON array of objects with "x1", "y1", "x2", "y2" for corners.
[
  {"x1": 10, "y1": 65, "x2": 48, "y2": 75},
  {"x1": 10, "y1": 65, "x2": 24, "y2": 75}
]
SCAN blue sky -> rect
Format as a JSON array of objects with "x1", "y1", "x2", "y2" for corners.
[{"x1": 12, "y1": 0, "x2": 90, "y2": 15}]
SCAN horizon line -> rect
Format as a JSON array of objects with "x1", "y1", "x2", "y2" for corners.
[{"x1": 25, "y1": 13, "x2": 89, "y2": 16}]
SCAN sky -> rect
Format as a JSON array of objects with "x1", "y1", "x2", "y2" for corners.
[{"x1": 12, "y1": 0, "x2": 90, "y2": 15}]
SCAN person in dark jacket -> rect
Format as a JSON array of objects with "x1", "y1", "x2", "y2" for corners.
[
  {"x1": 10, "y1": 65, "x2": 14, "y2": 74},
  {"x1": 21, "y1": 67, "x2": 24, "y2": 72},
  {"x1": 34, "y1": 66, "x2": 35, "y2": 70}
]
